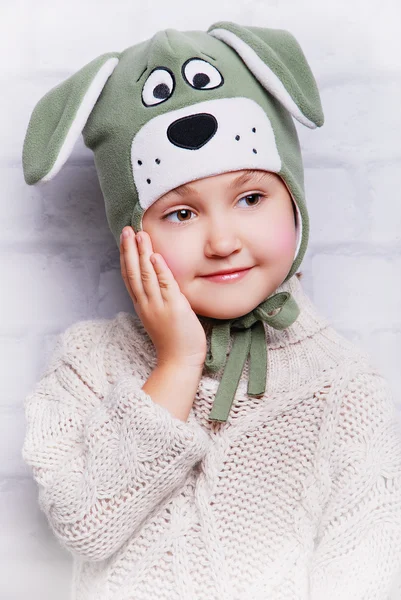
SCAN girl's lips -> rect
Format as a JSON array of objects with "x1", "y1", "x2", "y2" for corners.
[{"x1": 201, "y1": 267, "x2": 253, "y2": 283}]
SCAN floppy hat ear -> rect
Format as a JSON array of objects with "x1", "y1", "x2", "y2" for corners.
[
  {"x1": 22, "y1": 53, "x2": 119, "y2": 185},
  {"x1": 207, "y1": 21, "x2": 324, "y2": 129}
]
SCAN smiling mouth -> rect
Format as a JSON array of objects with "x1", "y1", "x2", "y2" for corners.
[
  {"x1": 201, "y1": 266, "x2": 254, "y2": 277},
  {"x1": 201, "y1": 267, "x2": 253, "y2": 282}
]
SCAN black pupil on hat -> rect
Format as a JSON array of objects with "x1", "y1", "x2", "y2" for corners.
[
  {"x1": 153, "y1": 83, "x2": 170, "y2": 99},
  {"x1": 193, "y1": 73, "x2": 210, "y2": 88}
]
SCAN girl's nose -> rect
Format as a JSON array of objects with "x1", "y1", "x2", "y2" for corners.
[{"x1": 204, "y1": 232, "x2": 242, "y2": 257}]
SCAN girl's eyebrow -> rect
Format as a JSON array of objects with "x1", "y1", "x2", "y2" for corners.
[{"x1": 164, "y1": 170, "x2": 273, "y2": 201}]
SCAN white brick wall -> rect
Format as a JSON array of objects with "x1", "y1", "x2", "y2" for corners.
[{"x1": 2, "y1": 2, "x2": 400, "y2": 598}]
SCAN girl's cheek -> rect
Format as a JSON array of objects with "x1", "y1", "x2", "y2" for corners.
[
  {"x1": 277, "y1": 227, "x2": 297, "y2": 253},
  {"x1": 274, "y1": 226, "x2": 297, "y2": 253},
  {"x1": 155, "y1": 235, "x2": 196, "y2": 279},
  {"x1": 259, "y1": 223, "x2": 296, "y2": 260}
]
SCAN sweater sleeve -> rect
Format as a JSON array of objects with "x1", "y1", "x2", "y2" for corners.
[
  {"x1": 21, "y1": 323, "x2": 211, "y2": 563},
  {"x1": 309, "y1": 368, "x2": 401, "y2": 599}
]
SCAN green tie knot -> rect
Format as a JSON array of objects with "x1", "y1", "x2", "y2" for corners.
[{"x1": 204, "y1": 291, "x2": 300, "y2": 422}]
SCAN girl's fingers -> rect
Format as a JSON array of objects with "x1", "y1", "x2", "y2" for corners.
[
  {"x1": 120, "y1": 239, "x2": 139, "y2": 305},
  {"x1": 120, "y1": 228, "x2": 146, "y2": 303},
  {"x1": 136, "y1": 231, "x2": 164, "y2": 303},
  {"x1": 120, "y1": 228, "x2": 179, "y2": 309},
  {"x1": 150, "y1": 252, "x2": 180, "y2": 302}
]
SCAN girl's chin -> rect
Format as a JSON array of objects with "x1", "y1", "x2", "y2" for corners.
[{"x1": 193, "y1": 300, "x2": 263, "y2": 320}]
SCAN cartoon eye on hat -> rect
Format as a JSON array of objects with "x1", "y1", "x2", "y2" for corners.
[
  {"x1": 181, "y1": 58, "x2": 224, "y2": 90},
  {"x1": 142, "y1": 68, "x2": 175, "y2": 106}
]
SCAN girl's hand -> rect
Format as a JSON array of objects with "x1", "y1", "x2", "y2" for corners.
[{"x1": 120, "y1": 227, "x2": 207, "y2": 369}]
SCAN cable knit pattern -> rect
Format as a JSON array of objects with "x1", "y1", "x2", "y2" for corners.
[{"x1": 21, "y1": 275, "x2": 401, "y2": 600}]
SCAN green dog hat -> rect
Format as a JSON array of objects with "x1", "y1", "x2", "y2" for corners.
[{"x1": 22, "y1": 21, "x2": 324, "y2": 422}]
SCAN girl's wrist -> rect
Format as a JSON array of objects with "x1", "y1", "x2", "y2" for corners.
[{"x1": 156, "y1": 358, "x2": 204, "y2": 376}]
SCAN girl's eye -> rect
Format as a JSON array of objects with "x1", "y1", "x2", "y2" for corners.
[
  {"x1": 163, "y1": 194, "x2": 264, "y2": 224},
  {"x1": 163, "y1": 208, "x2": 195, "y2": 224},
  {"x1": 237, "y1": 193, "x2": 263, "y2": 208}
]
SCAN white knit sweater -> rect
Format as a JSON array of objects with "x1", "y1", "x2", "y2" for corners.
[{"x1": 21, "y1": 274, "x2": 401, "y2": 600}]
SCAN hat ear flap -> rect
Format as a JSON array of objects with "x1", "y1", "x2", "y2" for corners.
[
  {"x1": 22, "y1": 53, "x2": 120, "y2": 185},
  {"x1": 207, "y1": 22, "x2": 324, "y2": 129}
]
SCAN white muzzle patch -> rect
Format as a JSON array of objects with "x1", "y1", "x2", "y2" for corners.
[{"x1": 131, "y1": 96, "x2": 281, "y2": 211}]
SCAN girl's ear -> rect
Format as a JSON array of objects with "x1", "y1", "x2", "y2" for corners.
[
  {"x1": 22, "y1": 52, "x2": 120, "y2": 186},
  {"x1": 207, "y1": 21, "x2": 324, "y2": 129}
]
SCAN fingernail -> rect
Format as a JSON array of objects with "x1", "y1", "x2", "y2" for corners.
[{"x1": 136, "y1": 234, "x2": 142, "y2": 243}]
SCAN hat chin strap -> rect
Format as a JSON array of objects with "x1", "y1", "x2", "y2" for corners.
[{"x1": 199, "y1": 282, "x2": 300, "y2": 422}]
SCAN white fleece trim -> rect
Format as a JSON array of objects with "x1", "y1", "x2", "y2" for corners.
[
  {"x1": 293, "y1": 197, "x2": 302, "y2": 262},
  {"x1": 42, "y1": 57, "x2": 119, "y2": 182},
  {"x1": 208, "y1": 28, "x2": 316, "y2": 130}
]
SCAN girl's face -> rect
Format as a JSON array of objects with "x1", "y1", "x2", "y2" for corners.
[{"x1": 142, "y1": 169, "x2": 298, "y2": 320}]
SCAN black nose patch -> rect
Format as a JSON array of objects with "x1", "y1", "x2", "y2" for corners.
[{"x1": 167, "y1": 113, "x2": 218, "y2": 150}]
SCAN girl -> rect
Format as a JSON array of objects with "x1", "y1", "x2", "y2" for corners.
[{"x1": 21, "y1": 21, "x2": 401, "y2": 600}]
